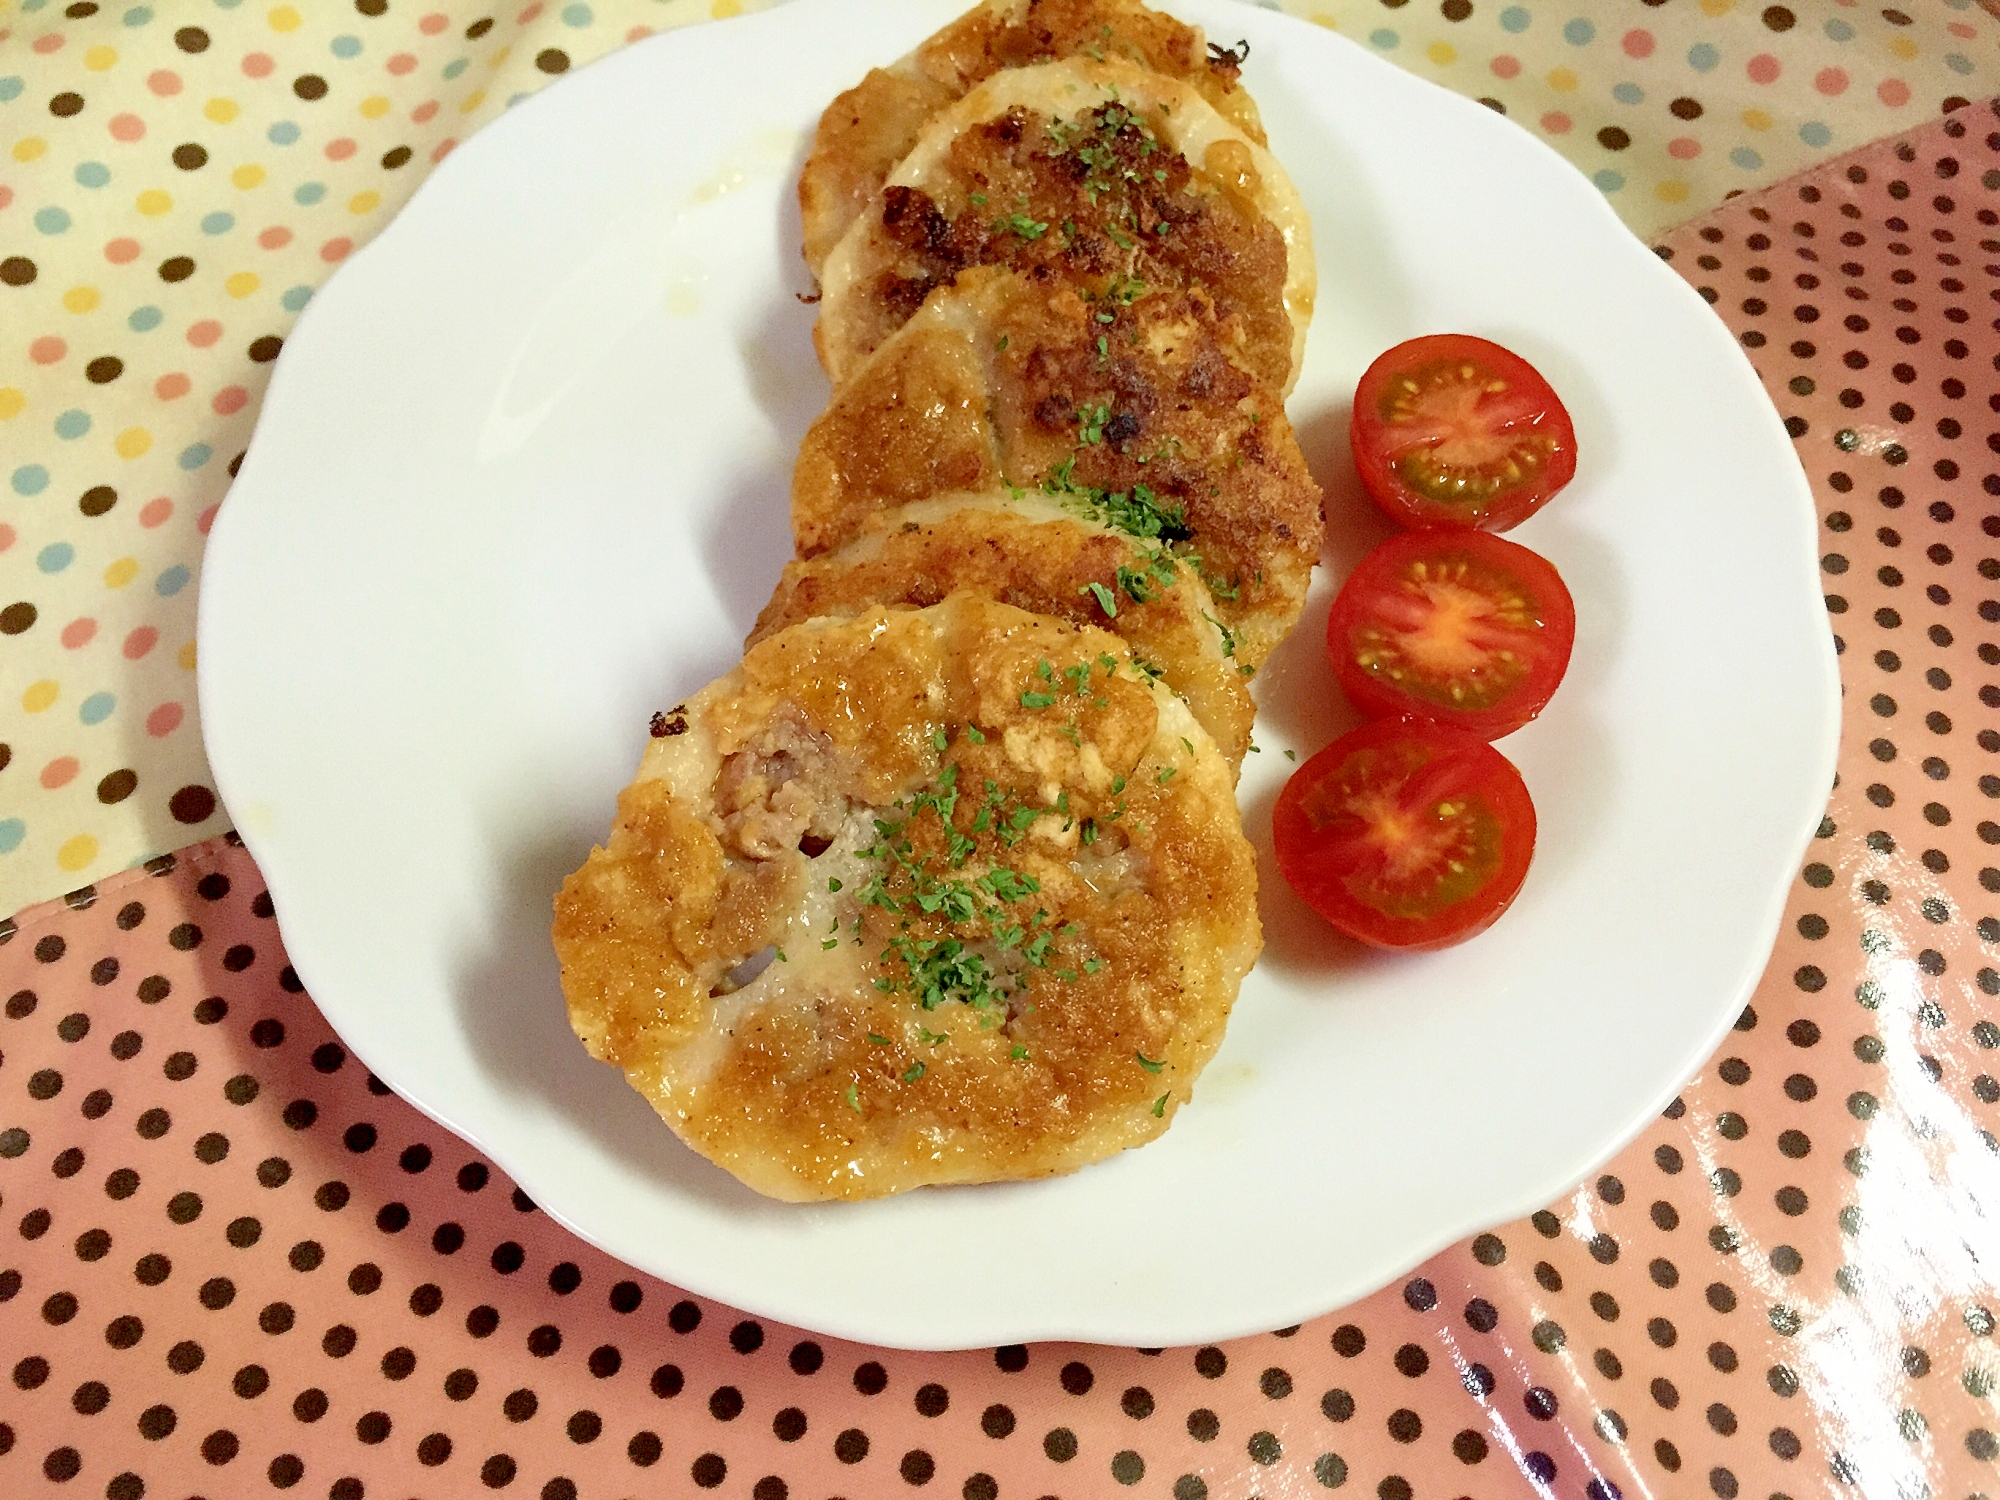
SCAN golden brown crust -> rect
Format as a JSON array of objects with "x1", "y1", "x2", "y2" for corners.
[
  {"x1": 554, "y1": 597, "x2": 1261, "y2": 1201},
  {"x1": 799, "y1": 0, "x2": 1265, "y2": 276},
  {"x1": 795, "y1": 266, "x2": 1323, "y2": 669}
]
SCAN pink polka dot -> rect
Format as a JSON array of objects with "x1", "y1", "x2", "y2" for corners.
[
  {"x1": 242, "y1": 51, "x2": 274, "y2": 79},
  {"x1": 0, "y1": 525, "x2": 14, "y2": 553},
  {"x1": 140, "y1": 497, "x2": 173, "y2": 527},
  {"x1": 1746, "y1": 53, "x2": 1780, "y2": 85},
  {"x1": 326, "y1": 138, "x2": 357, "y2": 162},
  {"x1": 31, "y1": 336, "x2": 67, "y2": 365},
  {"x1": 0, "y1": 187, "x2": 11, "y2": 211},
  {"x1": 1814, "y1": 67, "x2": 1848, "y2": 97},
  {"x1": 41, "y1": 757, "x2": 80, "y2": 791},
  {"x1": 625, "y1": 25, "x2": 652, "y2": 42},
  {"x1": 387, "y1": 52, "x2": 418, "y2": 75},
  {"x1": 1622, "y1": 28, "x2": 1654, "y2": 59},
  {"x1": 187, "y1": 320, "x2": 222, "y2": 348},
  {"x1": 146, "y1": 702, "x2": 185, "y2": 738},
  {"x1": 420, "y1": 11, "x2": 450, "y2": 33},
  {"x1": 32, "y1": 33, "x2": 65, "y2": 56},
  {"x1": 212, "y1": 385, "x2": 249, "y2": 416},
  {"x1": 105, "y1": 237, "x2": 140, "y2": 264},
  {"x1": 1490, "y1": 54, "x2": 1520, "y2": 80},
  {"x1": 518, "y1": 4, "x2": 544, "y2": 24},
  {"x1": 61, "y1": 617, "x2": 97, "y2": 650},
  {"x1": 1668, "y1": 137, "x2": 1702, "y2": 161},
  {"x1": 257, "y1": 226, "x2": 293, "y2": 250},
  {"x1": 155, "y1": 373, "x2": 191, "y2": 400},
  {"x1": 1539, "y1": 112, "x2": 1572, "y2": 136},
  {"x1": 123, "y1": 626, "x2": 159, "y2": 660},
  {"x1": 411, "y1": 100, "x2": 440, "y2": 124},
  {"x1": 197, "y1": 505, "x2": 219, "y2": 535},
  {"x1": 147, "y1": 69, "x2": 182, "y2": 96},
  {"x1": 1878, "y1": 78, "x2": 1911, "y2": 108},
  {"x1": 322, "y1": 236, "x2": 353, "y2": 263},
  {"x1": 1949, "y1": 21, "x2": 1975, "y2": 40},
  {"x1": 431, "y1": 139, "x2": 458, "y2": 163},
  {"x1": 109, "y1": 112, "x2": 145, "y2": 142}
]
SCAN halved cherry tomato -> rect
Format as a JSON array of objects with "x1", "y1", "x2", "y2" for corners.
[
  {"x1": 1327, "y1": 529, "x2": 1575, "y2": 740},
  {"x1": 1273, "y1": 719, "x2": 1536, "y2": 950},
  {"x1": 1351, "y1": 334, "x2": 1577, "y2": 532}
]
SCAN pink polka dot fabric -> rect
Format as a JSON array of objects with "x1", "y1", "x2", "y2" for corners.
[{"x1": 7, "y1": 98, "x2": 2000, "y2": 1500}]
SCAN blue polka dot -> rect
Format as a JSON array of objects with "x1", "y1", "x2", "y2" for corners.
[
  {"x1": 0, "y1": 821, "x2": 24, "y2": 857},
  {"x1": 1945, "y1": 0, "x2": 1972, "y2": 9},
  {"x1": 1499, "y1": 6, "x2": 1530, "y2": 33},
  {"x1": 1369, "y1": 28, "x2": 1399, "y2": 49},
  {"x1": 156, "y1": 565, "x2": 191, "y2": 597},
  {"x1": 54, "y1": 409, "x2": 91, "y2": 440},
  {"x1": 11, "y1": 465, "x2": 49, "y2": 497},
  {"x1": 129, "y1": 305, "x2": 163, "y2": 332},
  {"x1": 268, "y1": 120, "x2": 300, "y2": 145},
  {"x1": 1592, "y1": 169, "x2": 1625, "y2": 194},
  {"x1": 0, "y1": 77, "x2": 24, "y2": 104},
  {"x1": 1563, "y1": 18, "x2": 1595, "y2": 45},
  {"x1": 1823, "y1": 19, "x2": 1854, "y2": 41},
  {"x1": 1731, "y1": 146, "x2": 1765, "y2": 170},
  {"x1": 178, "y1": 443, "x2": 214, "y2": 471},
  {"x1": 123, "y1": 6, "x2": 154, "y2": 24},
  {"x1": 506, "y1": 92, "x2": 533, "y2": 108},
  {"x1": 201, "y1": 211, "x2": 235, "y2": 235},
  {"x1": 19, "y1": 0, "x2": 45, "y2": 12},
  {"x1": 1799, "y1": 123, "x2": 1831, "y2": 149},
  {"x1": 1946, "y1": 52, "x2": 1974, "y2": 76},
  {"x1": 213, "y1": 0, "x2": 243, "y2": 9},
  {"x1": 79, "y1": 692, "x2": 116, "y2": 726},
  {"x1": 38, "y1": 542, "x2": 75, "y2": 573},
  {"x1": 74, "y1": 161, "x2": 111, "y2": 188},
  {"x1": 443, "y1": 57, "x2": 470, "y2": 81},
  {"x1": 561, "y1": 2, "x2": 593, "y2": 25},
  {"x1": 1612, "y1": 82, "x2": 1644, "y2": 105},
  {"x1": 330, "y1": 34, "x2": 362, "y2": 58},
  {"x1": 294, "y1": 181, "x2": 326, "y2": 206},
  {"x1": 1687, "y1": 43, "x2": 1719, "y2": 72},
  {"x1": 281, "y1": 284, "x2": 313, "y2": 312},
  {"x1": 34, "y1": 206, "x2": 71, "y2": 235}
]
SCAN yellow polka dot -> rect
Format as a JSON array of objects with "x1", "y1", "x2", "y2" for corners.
[
  {"x1": 268, "y1": 4, "x2": 302, "y2": 32},
  {"x1": 205, "y1": 97, "x2": 241, "y2": 125},
  {"x1": 13, "y1": 137, "x2": 47, "y2": 164},
  {"x1": 460, "y1": 89, "x2": 487, "y2": 114},
  {"x1": 359, "y1": 94, "x2": 391, "y2": 120},
  {"x1": 115, "y1": 427, "x2": 152, "y2": 459},
  {"x1": 348, "y1": 190, "x2": 381, "y2": 215},
  {"x1": 225, "y1": 271, "x2": 260, "y2": 298},
  {"x1": 232, "y1": 164, "x2": 266, "y2": 189},
  {"x1": 1741, "y1": 108, "x2": 1773, "y2": 131},
  {"x1": 1656, "y1": 179, "x2": 1691, "y2": 204},
  {"x1": 63, "y1": 286, "x2": 101, "y2": 314},
  {"x1": 0, "y1": 388, "x2": 25, "y2": 420},
  {"x1": 711, "y1": 0, "x2": 742, "y2": 17},
  {"x1": 1546, "y1": 67, "x2": 1578, "y2": 92},
  {"x1": 57, "y1": 835, "x2": 99, "y2": 874},
  {"x1": 136, "y1": 188, "x2": 173, "y2": 216},
  {"x1": 489, "y1": 47, "x2": 511, "y2": 68},
  {"x1": 1889, "y1": 35, "x2": 1918, "y2": 60},
  {"x1": 104, "y1": 557, "x2": 139, "y2": 589},
  {"x1": 22, "y1": 680, "x2": 59, "y2": 714},
  {"x1": 84, "y1": 45, "x2": 118, "y2": 71},
  {"x1": 1427, "y1": 41, "x2": 1456, "y2": 66},
  {"x1": 178, "y1": 641, "x2": 199, "y2": 671},
  {"x1": 1699, "y1": 0, "x2": 1733, "y2": 15},
  {"x1": 1312, "y1": 13, "x2": 1337, "y2": 28}
]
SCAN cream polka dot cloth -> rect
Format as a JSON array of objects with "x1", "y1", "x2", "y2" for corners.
[{"x1": 0, "y1": 0, "x2": 1991, "y2": 915}]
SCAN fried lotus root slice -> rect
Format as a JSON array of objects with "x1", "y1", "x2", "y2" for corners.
[
  {"x1": 754, "y1": 490, "x2": 1254, "y2": 769},
  {"x1": 799, "y1": 0, "x2": 1263, "y2": 277},
  {"x1": 794, "y1": 265, "x2": 1323, "y2": 670},
  {"x1": 815, "y1": 57, "x2": 1313, "y2": 394},
  {"x1": 553, "y1": 594, "x2": 1262, "y2": 1202}
]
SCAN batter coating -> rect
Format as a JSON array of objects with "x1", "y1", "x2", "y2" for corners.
[
  {"x1": 795, "y1": 265, "x2": 1323, "y2": 670},
  {"x1": 799, "y1": 0, "x2": 1263, "y2": 277},
  {"x1": 753, "y1": 491, "x2": 1255, "y2": 768},
  {"x1": 553, "y1": 595, "x2": 1262, "y2": 1201},
  {"x1": 815, "y1": 57, "x2": 1313, "y2": 393}
]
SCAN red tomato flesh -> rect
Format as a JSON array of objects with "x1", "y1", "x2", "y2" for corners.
[
  {"x1": 1327, "y1": 529, "x2": 1576, "y2": 740},
  {"x1": 1273, "y1": 719, "x2": 1537, "y2": 950},
  {"x1": 1351, "y1": 334, "x2": 1577, "y2": 532}
]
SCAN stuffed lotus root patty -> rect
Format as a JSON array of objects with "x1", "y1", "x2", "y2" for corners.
[{"x1": 553, "y1": 595, "x2": 1262, "y2": 1201}]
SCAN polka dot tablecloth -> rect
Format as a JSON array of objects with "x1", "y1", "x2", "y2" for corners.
[{"x1": 0, "y1": 0, "x2": 1996, "y2": 914}]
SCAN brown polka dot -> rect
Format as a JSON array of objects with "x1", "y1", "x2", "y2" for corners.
[
  {"x1": 170, "y1": 785, "x2": 218, "y2": 824},
  {"x1": 97, "y1": 769, "x2": 138, "y2": 805},
  {"x1": 248, "y1": 335, "x2": 284, "y2": 362},
  {"x1": 0, "y1": 257, "x2": 38, "y2": 286},
  {"x1": 175, "y1": 25, "x2": 209, "y2": 51},
  {"x1": 79, "y1": 485, "x2": 117, "y2": 516},
  {"x1": 536, "y1": 48, "x2": 570, "y2": 73},
  {"x1": 85, "y1": 355, "x2": 123, "y2": 384},
  {"x1": 171, "y1": 142, "x2": 208, "y2": 170},
  {"x1": 0, "y1": 603, "x2": 38, "y2": 635},
  {"x1": 294, "y1": 75, "x2": 329, "y2": 101}
]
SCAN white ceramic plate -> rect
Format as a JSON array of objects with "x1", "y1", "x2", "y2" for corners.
[{"x1": 199, "y1": 0, "x2": 1839, "y2": 1349}]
